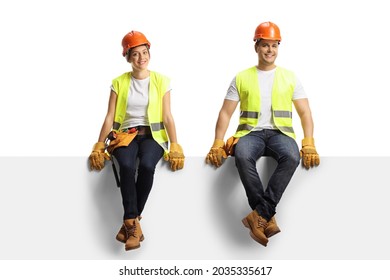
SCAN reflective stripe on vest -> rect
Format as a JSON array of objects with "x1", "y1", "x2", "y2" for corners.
[
  {"x1": 234, "y1": 66, "x2": 296, "y2": 139},
  {"x1": 111, "y1": 71, "x2": 170, "y2": 155},
  {"x1": 240, "y1": 111, "x2": 259, "y2": 118}
]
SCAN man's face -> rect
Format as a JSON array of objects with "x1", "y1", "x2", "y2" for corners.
[{"x1": 255, "y1": 39, "x2": 279, "y2": 68}]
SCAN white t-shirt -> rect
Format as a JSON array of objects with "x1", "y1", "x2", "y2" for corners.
[
  {"x1": 225, "y1": 67, "x2": 307, "y2": 130},
  {"x1": 111, "y1": 76, "x2": 171, "y2": 129}
]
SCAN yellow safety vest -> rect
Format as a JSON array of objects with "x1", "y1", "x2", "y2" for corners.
[
  {"x1": 111, "y1": 71, "x2": 170, "y2": 156},
  {"x1": 234, "y1": 66, "x2": 296, "y2": 139}
]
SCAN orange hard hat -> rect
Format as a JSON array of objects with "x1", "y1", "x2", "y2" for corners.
[
  {"x1": 253, "y1": 22, "x2": 281, "y2": 42},
  {"x1": 121, "y1": 31, "x2": 151, "y2": 57}
]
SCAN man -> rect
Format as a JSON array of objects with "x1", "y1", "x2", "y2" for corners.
[{"x1": 206, "y1": 21, "x2": 320, "y2": 247}]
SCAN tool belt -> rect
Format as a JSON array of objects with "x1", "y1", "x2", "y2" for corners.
[
  {"x1": 121, "y1": 126, "x2": 151, "y2": 135},
  {"x1": 106, "y1": 126, "x2": 151, "y2": 154}
]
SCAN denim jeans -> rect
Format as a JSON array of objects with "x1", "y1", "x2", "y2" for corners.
[
  {"x1": 234, "y1": 129, "x2": 300, "y2": 221},
  {"x1": 112, "y1": 134, "x2": 164, "y2": 220}
]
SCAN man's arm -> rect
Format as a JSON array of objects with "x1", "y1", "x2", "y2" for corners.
[
  {"x1": 215, "y1": 99, "x2": 239, "y2": 140},
  {"x1": 293, "y1": 98, "x2": 313, "y2": 138},
  {"x1": 205, "y1": 99, "x2": 239, "y2": 167},
  {"x1": 293, "y1": 98, "x2": 320, "y2": 169}
]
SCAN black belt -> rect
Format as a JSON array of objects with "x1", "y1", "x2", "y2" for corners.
[{"x1": 122, "y1": 126, "x2": 151, "y2": 135}]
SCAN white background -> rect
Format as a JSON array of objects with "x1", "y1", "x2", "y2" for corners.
[
  {"x1": 1, "y1": 1, "x2": 390, "y2": 279},
  {"x1": 1, "y1": 0, "x2": 390, "y2": 156}
]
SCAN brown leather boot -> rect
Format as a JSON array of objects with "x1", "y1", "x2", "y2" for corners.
[
  {"x1": 265, "y1": 216, "x2": 281, "y2": 238},
  {"x1": 115, "y1": 224, "x2": 127, "y2": 243},
  {"x1": 123, "y1": 218, "x2": 142, "y2": 251},
  {"x1": 116, "y1": 216, "x2": 144, "y2": 243},
  {"x1": 242, "y1": 210, "x2": 269, "y2": 247}
]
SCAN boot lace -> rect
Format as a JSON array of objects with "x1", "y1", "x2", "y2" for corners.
[
  {"x1": 257, "y1": 217, "x2": 268, "y2": 229},
  {"x1": 125, "y1": 222, "x2": 138, "y2": 238}
]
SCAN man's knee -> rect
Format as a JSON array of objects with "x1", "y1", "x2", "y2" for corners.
[{"x1": 284, "y1": 151, "x2": 300, "y2": 169}]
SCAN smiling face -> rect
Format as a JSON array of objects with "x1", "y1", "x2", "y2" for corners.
[
  {"x1": 255, "y1": 39, "x2": 279, "y2": 70},
  {"x1": 127, "y1": 44, "x2": 150, "y2": 72}
]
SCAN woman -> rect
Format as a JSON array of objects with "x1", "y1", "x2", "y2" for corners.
[{"x1": 89, "y1": 30, "x2": 184, "y2": 251}]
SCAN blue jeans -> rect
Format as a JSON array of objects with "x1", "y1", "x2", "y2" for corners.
[
  {"x1": 112, "y1": 135, "x2": 163, "y2": 220},
  {"x1": 234, "y1": 129, "x2": 300, "y2": 221}
]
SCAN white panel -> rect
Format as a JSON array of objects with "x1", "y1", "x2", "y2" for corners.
[{"x1": 0, "y1": 157, "x2": 389, "y2": 259}]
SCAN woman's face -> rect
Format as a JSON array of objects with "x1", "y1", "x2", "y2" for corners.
[{"x1": 127, "y1": 45, "x2": 150, "y2": 71}]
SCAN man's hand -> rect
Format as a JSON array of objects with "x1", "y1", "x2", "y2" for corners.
[
  {"x1": 300, "y1": 138, "x2": 320, "y2": 169},
  {"x1": 205, "y1": 139, "x2": 227, "y2": 167}
]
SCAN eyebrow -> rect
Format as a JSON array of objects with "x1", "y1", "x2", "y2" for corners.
[
  {"x1": 261, "y1": 43, "x2": 278, "y2": 47},
  {"x1": 131, "y1": 49, "x2": 148, "y2": 54}
]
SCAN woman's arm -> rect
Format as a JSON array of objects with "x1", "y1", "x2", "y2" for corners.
[
  {"x1": 162, "y1": 90, "x2": 178, "y2": 143},
  {"x1": 97, "y1": 90, "x2": 117, "y2": 142}
]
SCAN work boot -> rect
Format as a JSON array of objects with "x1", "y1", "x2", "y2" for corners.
[
  {"x1": 265, "y1": 216, "x2": 281, "y2": 238},
  {"x1": 242, "y1": 210, "x2": 269, "y2": 247},
  {"x1": 123, "y1": 218, "x2": 142, "y2": 251},
  {"x1": 116, "y1": 216, "x2": 144, "y2": 243},
  {"x1": 115, "y1": 224, "x2": 127, "y2": 243}
]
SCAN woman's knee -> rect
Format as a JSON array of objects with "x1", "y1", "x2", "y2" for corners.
[
  {"x1": 138, "y1": 165, "x2": 157, "y2": 177},
  {"x1": 138, "y1": 159, "x2": 159, "y2": 174},
  {"x1": 115, "y1": 158, "x2": 136, "y2": 174},
  {"x1": 121, "y1": 164, "x2": 137, "y2": 175}
]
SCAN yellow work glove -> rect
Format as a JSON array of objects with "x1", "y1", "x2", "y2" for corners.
[
  {"x1": 166, "y1": 143, "x2": 185, "y2": 171},
  {"x1": 205, "y1": 139, "x2": 227, "y2": 167},
  {"x1": 300, "y1": 137, "x2": 320, "y2": 169},
  {"x1": 225, "y1": 136, "x2": 239, "y2": 156},
  {"x1": 89, "y1": 142, "x2": 110, "y2": 171}
]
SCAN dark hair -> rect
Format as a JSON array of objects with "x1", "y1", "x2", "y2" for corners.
[
  {"x1": 255, "y1": 39, "x2": 281, "y2": 47},
  {"x1": 126, "y1": 44, "x2": 150, "y2": 60}
]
